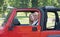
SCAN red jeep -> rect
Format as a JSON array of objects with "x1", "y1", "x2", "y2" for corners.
[{"x1": 0, "y1": 6, "x2": 60, "y2": 37}]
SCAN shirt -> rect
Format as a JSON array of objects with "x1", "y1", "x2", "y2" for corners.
[{"x1": 32, "y1": 20, "x2": 38, "y2": 26}]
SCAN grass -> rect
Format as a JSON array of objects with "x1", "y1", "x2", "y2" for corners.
[{"x1": 18, "y1": 18, "x2": 29, "y2": 24}]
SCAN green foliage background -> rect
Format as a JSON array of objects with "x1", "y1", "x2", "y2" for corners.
[
  {"x1": 0, "y1": 0, "x2": 60, "y2": 16},
  {"x1": 0, "y1": 0, "x2": 60, "y2": 27}
]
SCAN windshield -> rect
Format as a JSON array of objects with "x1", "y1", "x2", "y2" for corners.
[{"x1": 0, "y1": 9, "x2": 12, "y2": 26}]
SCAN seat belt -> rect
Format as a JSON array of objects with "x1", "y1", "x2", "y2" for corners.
[{"x1": 32, "y1": 20, "x2": 38, "y2": 26}]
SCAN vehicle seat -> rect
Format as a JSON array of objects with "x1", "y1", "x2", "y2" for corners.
[
  {"x1": 12, "y1": 18, "x2": 20, "y2": 26},
  {"x1": 55, "y1": 21, "x2": 60, "y2": 30}
]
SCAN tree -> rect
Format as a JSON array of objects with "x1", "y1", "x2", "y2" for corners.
[
  {"x1": 31, "y1": 0, "x2": 38, "y2": 8},
  {"x1": 0, "y1": 0, "x2": 4, "y2": 14}
]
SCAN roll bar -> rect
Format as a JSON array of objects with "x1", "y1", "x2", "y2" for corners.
[{"x1": 44, "y1": 6, "x2": 60, "y2": 12}]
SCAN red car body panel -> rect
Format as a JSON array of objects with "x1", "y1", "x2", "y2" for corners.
[
  {"x1": 8, "y1": 26, "x2": 40, "y2": 37},
  {"x1": 0, "y1": 8, "x2": 41, "y2": 37},
  {"x1": 0, "y1": 8, "x2": 60, "y2": 37},
  {"x1": 41, "y1": 31, "x2": 60, "y2": 37}
]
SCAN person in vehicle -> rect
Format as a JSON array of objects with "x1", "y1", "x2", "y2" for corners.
[{"x1": 29, "y1": 12, "x2": 39, "y2": 26}]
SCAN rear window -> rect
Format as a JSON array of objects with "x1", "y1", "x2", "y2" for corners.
[{"x1": 46, "y1": 12, "x2": 55, "y2": 29}]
